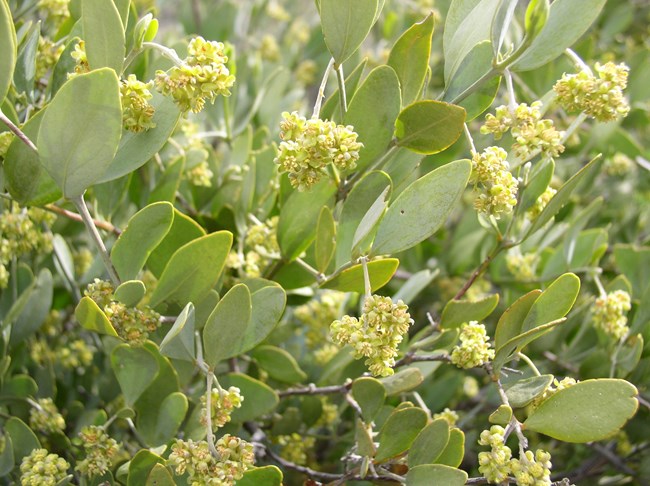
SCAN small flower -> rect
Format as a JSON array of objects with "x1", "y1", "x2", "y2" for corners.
[
  {"x1": 554, "y1": 62, "x2": 630, "y2": 122},
  {"x1": 506, "y1": 251, "x2": 539, "y2": 281},
  {"x1": 187, "y1": 161, "x2": 214, "y2": 187},
  {"x1": 592, "y1": 290, "x2": 632, "y2": 340},
  {"x1": 200, "y1": 386, "x2": 244, "y2": 431},
  {"x1": 509, "y1": 449, "x2": 553, "y2": 486},
  {"x1": 75, "y1": 426, "x2": 120, "y2": 477},
  {"x1": 120, "y1": 75, "x2": 156, "y2": 133},
  {"x1": 20, "y1": 448, "x2": 70, "y2": 485},
  {"x1": 605, "y1": 152, "x2": 635, "y2": 177},
  {"x1": 433, "y1": 408, "x2": 460, "y2": 426},
  {"x1": 478, "y1": 426, "x2": 512, "y2": 484},
  {"x1": 277, "y1": 432, "x2": 315, "y2": 466},
  {"x1": 36, "y1": 37, "x2": 64, "y2": 79},
  {"x1": 70, "y1": 40, "x2": 90, "y2": 75},
  {"x1": 451, "y1": 321, "x2": 495, "y2": 369},
  {"x1": 470, "y1": 147, "x2": 518, "y2": 218},
  {"x1": 38, "y1": 0, "x2": 70, "y2": 23},
  {"x1": 29, "y1": 398, "x2": 66, "y2": 435}
]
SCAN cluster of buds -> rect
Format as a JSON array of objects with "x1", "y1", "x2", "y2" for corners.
[
  {"x1": 470, "y1": 147, "x2": 518, "y2": 218},
  {"x1": 120, "y1": 75, "x2": 156, "y2": 133},
  {"x1": 478, "y1": 426, "x2": 513, "y2": 483},
  {"x1": 155, "y1": 36, "x2": 235, "y2": 114},
  {"x1": 0, "y1": 131, "x2": 13, "y2": 159},
  {"x1": 295, "y1": 290, "x2": 346, "y2": 349},
  {"x1": 200, "y1": 386, "x2": 244, "y2": 431},
  {"x1": 187, "y1": 161, "x2": 215, "y2": 187},
  {"x1": 506, "y1": 251, "x2": 539, "y2": 281},
  {"x1": 37, "y1": 0, "x2": 70, "y2": 24},
  {"x1": 295, "y1": 60, "x2": 318, "y2": 86},
  {"x1": 554, "y1": 62, "x2": 630, "y2": 122},
  {"x1": 20, "y1": 448, "x2": 70, "y2": 485},
  {"x1": 85, "y1": 279, "x2": 161, "y2": 345},
  {"x1": 605, "y1": 152, "x2": 635, "y2": 177},
  {"x1": 75, "y1": 425, "x2": 120, "y2": 477},
  {"x1": 259, "y1": 35, "x2": 280, "y2": 62},
  {"x1": 168, "y1": 436, "x2": 254, "y2": 485},
  {"x1": 450, "y1": 321, "x2": 495, "y2": 369},
  {"x1": 275, "y1": 111, "x2": 363, "y2": 191},
  {"x1": 527, "y1": 186, "x2": 557, "y2": 220},
  {"x1": 70, "y1": 40, "x2": 90, "y2": 75},
  {"x1": 330, "y1": 295, "x2": 413, "y2": 377},
  {"x1": 227, "y1": 216, "x2": 280, "y2": 278},
  {"x1": 55, "y1": 339, "x2": 95, "y2": 370},
  {"x1": 433, "y1": 408, "x2": 460, "y2": 426},
  {"x1": 592, "y1": 290, "x2": 632, "y2": 340},
  {"x1": 482, "y1": 102, "x2": 565, "y2": 160},
  {"x1": 277, "y1": 432, "x2": 315, "y2": 466},
  {"x1": 36, "y1": 37, "x2": 64, "y2": 80},
  {"x1": 29, "y1": 398, "x2": 66, "y2": 435},
  {"x1": 0, "y1": 206, "x2": 55, "y2": 288},
  {"x1": 509, "y1": 449, "x2": 553, "y2": 486}
]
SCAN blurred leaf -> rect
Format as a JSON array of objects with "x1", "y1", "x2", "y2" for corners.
[
  {"x1": 352, "y1": 185, "x2": 390, "y2": 258},
  {"x1": 9, "y1": 269, "x2": 53, "y2": 345},
  {"x1": 355, "y1": 418, "x2": 376, "y2": 456},
  {"x1": 252, "y1": 345, "x2": 307, "y2": 383},
  {"x1": 114, "y1": 280, "x2": 146, "y2": 307},
  {"x1": 127, "y1": 450, "x2": 165, "y2": 486},
  {"x1": 150, "y1": 231, "x2": 232, "y2": 309},
  {"x1": 37, "y1": 68, "x2": 122, "y2": 198},
  {"x1": 151, "y1": 392, "x2": 188, "y2": 446},
  {"x1": 148, "y1": 155, "x2": 185, "y2": 203},
  {"x1": 388, "y1": 13, "x2": 434, "y2": 105},
  {"x1": 5, "y1": 417, "x2": 40, "y2": 465},
  {"x1": 0, "y1": 0, "x2": 16, "y2": 103},
  {"x1": 392, "y1": 269, "x2": 439, "y2": 305},
  {"x1": 111, "y1": 344, "x2": 160, "y2": 405},
  {"x1": 236, "y1": 466, "x2": 283, "y2": 486},
  {"x1": 521, "y1": 158, "x2": 554, "y2": 213},
  {"x1": 75, "y1": 296, "x2": 118, "y2": 337},
  {"x1": 344, "y1": 65, "x2": 401, "y2": 172},
  {"x1": 13, "y1": 20, "x2": 39, "y2": 96},
  {"x1": 145, "y1": 464, "x2": 175, "y2": 486},
  {"x1": 82, "y1": 0, "x2": 125, "y2": 72},
  {"x1": 0, "y1": 433, "x2": 13, "y2": 476},
  {"x1": 315, "y1": 206, "x2": 336, "y2": 273},
  {"x1": 395, "y1": 102, "x2": 466, "y2": 155},
  {"x1": 614, "y1": 245, "x2": 650, "y2": 297},
  {"x1": 321, "y1": 258, "x2": 399, "y2": 293},
  {"x1": 491, "y1": 0, "x2": 518, "y2": 56},
  {"x1": 524, "y1": 379, "x2": 638, "y2": 442},
  {"x1": 440, "y1": 294, "x2": 499, "y2": 329},
  {"x1": 112, "y1": 202, "x2": 174, "y2": 282},
  {"x1": 221, "y1": 373, "x2": 279, "y2": 422},
  {"x1": 372, "y1": 159, "x2": 471, "y2": 255},
  {"x1": 408, "y1": 418, "x2": 450, "y2": 467},
  {"x1": 435, "y1": 428, "x2": 465, "y2": 467},
  {"x1": 160, "y1": 303, "x2": 196, "y2": 362},
  {"x1": 406, "y1": 464, "x2": 468, "y2": 486},
  {"x1": 505, "y1": 374, "x2": 554, "y2": 408},
  {"x1": 375, "y1": 407, "x2": 428, "y2": 462},
  {"x1": 320, "y1": 0, "x2": 379, "y2": 65},
  {"x1": 352, "y1": 377, "x2": 386, "y2": 422},
  {"x1": 240, "y1": 279, "x2": 286, "y2": 352},
  {"x1": 380, "y1": 367, "x2": 423, "y2": 396}
]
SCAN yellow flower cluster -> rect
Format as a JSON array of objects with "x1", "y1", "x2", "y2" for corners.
[
  {"x1": 200, "y1": 386, "x2": 244, "y2": 431},
  {"x1": 478, "y1": 426, "x2": 513, "y2": 483},
  {"x1": 227, "y1": 216, "x2": 280, "y2": 278},
  {"x1": 470, "y1": 147, "x2": 518, "y2": 218},
  {"x1": 277, "y1": 432, "x2": 315, "y2": 466},
  {"x1": 20, "y1": 448, "x2": 70, "y2": 486},
  {"x1": 450, "y1": 321, "x2": 495, "y2": 369},
  {"x1": 36, "y1": 37, "x2": 64, "y2": 80},
  {"x1": 187, "y1": 161, "x2": 214, "y2": 187},
  {"x1": 506, "y1": 251, "x2": 539, "y2": 281},
  {"x1": 526, "y1": 186, "x2": 557, "y2": 220},
  {"x1": 155, "y1": 36, "x2": 235, "y2": 114},
  {"x1": 593, "y1": 290, "x2": 632, "y2": 340},
  {"x1": 275, "y1": 111, "x2": 363, "y2": 191},
  {"x1": 75, "y1": 426, "x2": 120, "y2": 478},
  {"x1": 29, "y1": 398, "x2": 66, "y2": 435},
  {"x1": 509, "y1": 449, "x2": 553, "y2": 486},
  {"x1": 330, "y1": 295, "x2": 413, "y2": 377},
  {"x1": 482, "y1": 102, "x2": 565, "y2": 160},
  {"x1": 554, "y1": 62, "x2": 630, "y2": 122},
  {"x1": 294, "y1": 290, "x2": 346, "y2": 351},
  {"x1": 37, "y1": 0, "x2": 70, "y2": 22},
  {"x1": 433, "y1": 408, "x2": 459, "y2": 426},
  {"x1": 120, "y1": 75, "x2": 156, "y2": 133},
  {"x1": 605, "y1": 152, "x2": 635, "y2": 177},
  {"x1": 530, "y1": 377, "x2": 577, "y2": 410}
]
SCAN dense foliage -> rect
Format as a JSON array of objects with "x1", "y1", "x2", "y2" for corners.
[{"x1": 0, "y1": 0, "x2": 649, "y2": 485}]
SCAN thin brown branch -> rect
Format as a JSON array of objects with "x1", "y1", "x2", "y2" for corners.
[
  {"x1": 0, "y1": 109, "x2": 37, "y2": 152},
  {"x1": 45, "y1": 204, "x2": 121, "y2": 236},
  {"x1": 278, "y1": 382, "x2": 352, "y2": 398}
]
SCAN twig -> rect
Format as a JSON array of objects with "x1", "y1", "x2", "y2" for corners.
[
  {"x1": 588, "y1": 443, "x2": 647, "y2": 485},
  {"x1": 44, "y1": 204, "x2": 121, "y2": 236},
  {"x1": 313, "y1": 58, "x2": 335, "y2": 119},
  {"x1": 394, "y1": 351, "x2": 450, "y2": 368},
  {"x1": 205, "y1": 373, "x2": 220, "y2": 458},
  {"x1": 453, "y1": 244, "x2": 502, "y2": 300},
  {"x1": 278, "y1": 382, "x2": 351, "y2": 397},
  {"x1": 0, "y1": 109, "x2": 37, "y2": 152},
  {"x1": 335, "y1": 63, "x2": 348, "y2": 116}
]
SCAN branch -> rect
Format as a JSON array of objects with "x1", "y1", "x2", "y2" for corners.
[
  {"x1": 278, "y1": 382, "x2": 352, "y2": 398},
  {"x1": 0, "y1": 109, "x2": 37, "y2": 152},
  {"x1": 44, "y1": 204, "x2": 121, "y2": 236},
  {"x1": 394, "y1": 351, "x2": 450, "y2": 368}
]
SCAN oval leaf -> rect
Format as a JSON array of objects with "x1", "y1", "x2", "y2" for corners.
[
  {"x1": 408, "y1": 419, "x2": 450, "y2": 467},
  {"x1": 220, "y1": 373, "x2": 279, "y2": 422},
  {"x1": 521, "y1": 273, "x2": 580, "y2": 333},
  {"x1": 236, "y1": 465, "x2": 283, "y2": 486},
  {"x1": 524, "y1": 379, "x2": 638, "y2": 443},
  {"x1": 159, "y1": 303, "x2": 196, "y2": 362},
  {"x1": 395, "y1": 101, "x2": 466, "y2": 155},
  {"x1": 113, "y1": 280, "x2": 147, "y2": 307},
  {"x1": 440, "y1": 294, "x2": 499, "y2": 329},
  {"x1": 320, "y1": 0, "x2": 379, "y2": 65},
  {"x1": 505, "y1": 374, "x2": 554, "y2": 408},
  {"x1": 82, "y1": 0, "x2": 125, "y2": 72},
  {"x1": 0, "y1": 0, "x2": 16, "y2": 103},
  {"x1": 435, "y1": 428, "x2": 465, "y2": 467},
  {"x1": 75, "y1": 296, "x2": 118, "y2": 337},
  {"x1": 251, "y1": 345, "x2": 307, "y2": 384},
  {"x1": 321, "y1": 258, "x2": 399, "y2": 293},
  {"x1": 406, "y1": 464, "x2": 467, "y2": 486},
  {"x1": 375, "y1": 407, "x2": 428, "y2": 462},
  {"x1": 315, "y1": 206, "x2": 336, "y2": 273},
  {"x1": 372, "y1": 159, "x2": 471, "y2": 255},
  {"x1": 111, "y1": 344, "x2": 160, "y2": 406},
  {"x1": 240, "y1": 279, "x2": 287, "y2": 352},
  {"x1": 352, "y1": 377, "x2": 386, "y2": 422}
]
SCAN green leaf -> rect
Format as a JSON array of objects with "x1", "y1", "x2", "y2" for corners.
[
  {"x1": 220, "y1": 373, "x2": 279, "y2": 422},
  {"x1": 443, "y1": 40, "x2": 500, "y2": 121},
  {"x1": 113, "y1": 280, "x2": 146, "y2": 307},
  {"x1": 336, "y1": 171, "x2": 392, "y2": 267},
  {"x1": 9, "y1": 269, "x2": 53, "y2": 345},
  {"x1": 99, "y1": 92, "x2": 181, "y2": 183},
  {"x1": 321, "y1": 258, "x2": 399, "y2": 293},
  {"x1": 236, "y1": 466, "x2": 283, "y2": 486},
  {"x1": 147, "y1": 209, "x2": 206, "y2": 278},
  {"x1": 380, "y1": 367, "x2": 424, "y2": 396},
  {"x1": 13, "y1": 21, "x2": 39, "y2": 96},
  {"x1": 372, "y1": 159, "x2": 471, "y2": 255},
  {"x1": 524, "y1": 157, "x2": 602, "y2": 240},
  {"x1": 355, "y1": 418, "x2": 376, "y2": 456},
  {"x1": 160, "y1": 303, "x2": 196, "y2": 362},
  {"x1": 320, "y1": 0, "x2": 379, "y2": 65},
  {"x1": 524, "y1": 379, "x2": 638, "y2": 443},
  {"x1": 278, "y1": 180, "x2": 336, "y2": 262},
  {"x1": 513, "y1": 0, "x2": 608, "y2": 71},
  {"x1": 149, "y1": 231, "x2": 232, "y2": 309},
  {"x1": 240, "y1": 279, "x2": 287, "y2": 352},
  {"x1": 524, "y1": 0, "x2": 550, "y2": 40},
  {"x1": 0, "y1": 433, "x2": 13, "y2": 476},
  {"x1": 82, "y1": 0, "x2": 125, "y2": 72},
  {"x1": 395, "y1": 101, "x2": 466, "y2": 155},
  {"x1": 521, "y1": 158, "x2": 554, "y2": 213},
  {"x1": 488, "y1": 404, "x2": 513, "y2": 425},
  {"x1": 521, "y1": 273, "x2": 580, "y2": 333},
  {"x1": 1, "y1": 374, "x2": 38, "y2": 398},
  {"x1": 352, "y1": 377, "x2": 386, "y2": 422},
  {"x1": 352, "y1": 185, "x2": 390, "y2": 258},
  {"x1": 406, "y1": 464, "x2": 468, "y2": 486},
  {"x1": 408, "y1": 419, "x2": 450, "y2": 467},
  {"x1": 151, "y1": 392, "x2": 188, "y2": 446},
  {"x1": 203, "y1": 284, "x2": 252, "y2": 367},
  {"x1": 111, "y1": 344, "x2": 160, "y2": 405},
  {"x1": 315, "y1": 206, "x2": 336, "y2": 273},
  {"x1": 388, "y1": 13, "x2": 434, "y2": 105},
  {"x1": 493, "y1": 319, "x2": 566, "y2": 372},
  {"x1": 0, "y1": 0, "x2": 17, "y2": 103},
  {"x1": 321, "y1": 58, "x2": 367, "y2": 121},
  {"x1": 75, "y1": 296, "x2": 118, "y2": 337},
  {"x1": 344, "y1": 65, "x2": 401, "y2": 172},
  {"x1": 251, "y1": 345, "x2": 307, "y2": 384},
  {"x1": 4, "y1": 110, "x2": 61, "y2": 206},
  {"x1": 127, "y1": 450, "x2": 164, "y2": 486},
  {"x1": 491, "y1": 0, "x2": 518, "y2": 56},
  {"x1": 393, "y1": 269, "x2": 439, "y2": 305},
  {"x1": 375, "y1": 407, "x2": 428, "y2": 462},
  {"x1": 148, "y1": 155, "x2": 185, "y2": 204},
  {"x1": 614, "y1": 245, "x2": 650, "y2": 297},
  {"x1": 5, "y1": 417, "x2": 40, "y2": 463},
  {"x1": 111, "y1": 202, "x2": 174, "y2": 281},
  {"x1": 434, "y1": 428, "x2": 464, "y2": 467},
  {"x1": 37, "y1": 68, "x2": 122, "y2": 198},
  {"x1": 505, "y1": 374, "x2": 554, "y2": 408},
  {"x1": 440, "y1": 294, "x2": 499, "y2": 329},
  {"x1": 146, "y1": 464, "x2": 175, "y2": 486},
  {"x1": 494, "y1": 290, "x2": 541, "y2": 350}
]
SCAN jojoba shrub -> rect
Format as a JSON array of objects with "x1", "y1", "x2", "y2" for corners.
[{"x1": 0, "y1": 0, "x2": 649, "y2": 485}]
